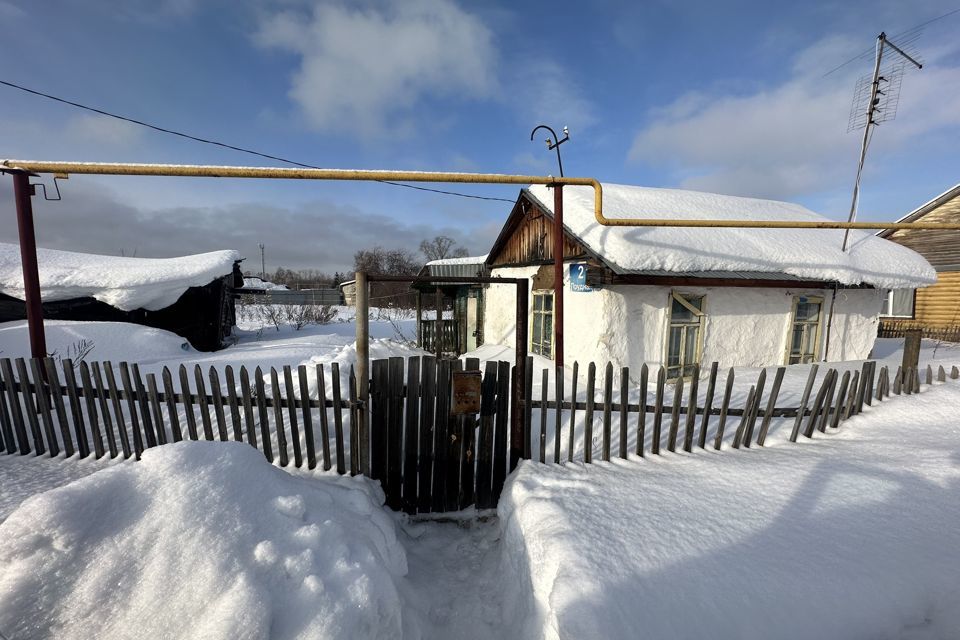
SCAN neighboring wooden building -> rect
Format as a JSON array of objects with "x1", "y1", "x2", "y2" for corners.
[
  {"x1": 338, "y1": 279, "x2": 357, "y2": 306},
  {"x1": 414, "y1": 255, "x2": 489, "y2": 356},
  {"x1": 0, "y1": 243, "x2": 243, "y2": 351},
  {"x1": 481, "y1": 184, "x2": 934, "y2": 376},
  {"x1": 877, "y1": 183, "x2": 960, "y2": 341}
]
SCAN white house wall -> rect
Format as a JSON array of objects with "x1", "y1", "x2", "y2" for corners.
[{"x1": 484, "y1": 266, "x2": 883, "y2": 370}]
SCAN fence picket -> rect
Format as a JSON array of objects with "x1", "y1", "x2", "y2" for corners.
[
  {"x1": 315, "y1": 364, "x2": 331, "y2": 470},
  {"x1": 418, "y1": 356, "x2": 437, "y2": 513},
  {"x1": 43, "y1": 358, "x2": 75, "y2": 457},
  {"x1": 926, "y1": 365, "x2": 933, "y2": 386},
  {"x1": 568, "y1": 361, "x2": 578, "y2": 462},
  {"x1": 714, "y1": 368, "x2": 735, "y2": 450},
  {"x1": 602, "y1": 362, "x2": 613, "y2": 462},
  {"x1": 146, "y1": 373, "x2": 167, "y2": 446},
  {"x1": 683, "y1": 364, "x2": 700, "y2": 453},
  {"x1": 698, "y1": 362, "x2": 718, "y2": 449},
  {"x1": 524, "y1": 357, "x2": 534, "y2": 460},
  {"x1": 238, "y1": 366, "x2": 259, "y2": 449},
  {"x1": 371, "y1": 359, "x2": 389, "y2": 484},
  {"x1": 297, "y1": 365, "x2": 317, "y2": 470},
  {"x1": 117, "y1": 362, "x2": 144, "y2": 457},
  {"x1": 803, "y1": 370, "x2": 833, "y2": 438},
  {"x1": 223, "y1": 366, "x2": 243, "y2": 442},
  {"x1": 160, "y1": 367, "x2": 182, "y2": 443},
  {"x1": 28, "y1": 359, "x2": 57, "y2": 457},
  {"x1": 386, "y1": 357, "x2": 406, "y2": 510},
  {"x1": 281, "y1": 366, "x2": 302, "y2": 467},
  {"x1": 789, "y1": 365, "x2": 819, "y2": 443},
  {"x1": 193, "y1": 365, "x2": 214, "y2": 441},
  {"x1": 817, "y1": 370, "x2": 838, "y2": 433},
  {"x1": 431, "y1": 359, "x2": 451, "y2": 513},
  {"x1": 756, "y1": 367, "x2": 785, "y2": 446},
  {"x1": 913, "y1": 368, "x2": 922, "y2": 393},
  {"x1": 91, "y1": 362, "x2": 119, "y2": 457},
  {"x1": 892, "y1": 367, "x2": 903, "y2": 395},
  {"x1": 178, "y1": 365, "x2": 198, "y2": 441},
  {"x1": 843, "y1": 370, "x2": 860, "y2": 420},
  {"x1": 460, "y1": 357, "x2": 480, "y2": 509},
  {"x1": 16, "y1": 359, "x2": 45, "y2": 455},
  {"x1": 444, "y1": 359, "x2": 463, "y2": 512},
  {"x1": 539, "y1": 369, "x2": 549, "y2": 463},
  {"x1": 61, "y1": 360, "x2": 90, "y2": 456},
  {"x1": 132, "y1": 364, "x2": 157, "y2": 448},
  {"x1": 830, "y1": 371, "x2": 851, "y2": 429},
  {"x1": 331, "y1": 362, "x2": 346, "y2": 475},
  {"x1": 492, "y1": 361, "x2": 510, "y2": 502},
  {"x1": 476, "y1": 360, "x2": 497, "y2": 509},
  {"x1": 938, "y1": 365, "x2": 946, "y2": 383},
  {"x1": 619, "y1": 366, "x2": 629, "y2": 459},
  {"x1": 403, "y1": 357, "x2": 421, "y2": 514},
  {"x1": 208, "y1": 367, "x2": 229, "y2": 442},
  {"x1": 269, "y1": 368, "x2": 289, "y2": 466},
  {"x1": 584, "y1": 362, "x2": 596, "y2": 463},
  {"x1": 667, "y1": 376, "x2": 683, "y2": 453},
  {"x1": 732, "y1": 385, "x2": 755, "y2": 449},
  {"x1": 0, "y1": 360, "x2": 17, "y2": 454},
  {"x1": 102, "y1": 362, "x2": 132, "y2": 458},
  {"x1": 253, "y1": 367, "x2": 273, "y2": 461},
  {"x1": 637, "y1": 363, "x2": 648, "y2": 457},
  {"x1": 853, "y1": 363, "x2": 869, "y2": 412},
  {"x1": 349, "y1": 367, "x2": 359, "y2": 476},
  {"x1": 742, "y1": 368, "x2": 766, "y2": 448},
  {"x1": 652, "y1": 367, "x2": 665, "y2": 455},
  {"x1": 0, "y1": 359, "x2": 28, "y2": 454},
  {"x1": 82, "y1": 362, "x2": 107, "y2": 456},
  {"x1": 952, "y1": 366, "x2": 959, "y2": 380}
]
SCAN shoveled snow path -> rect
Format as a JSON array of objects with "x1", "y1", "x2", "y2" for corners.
[{"x1": 400, "y1": 515, "x2": 505, "y2": 639}]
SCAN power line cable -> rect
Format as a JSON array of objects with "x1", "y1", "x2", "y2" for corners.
[
  {"x1": 0, "y1": 78, "x2": 515, "y2": 204},
  {"x1": 823, "y1": 7, "x2": 960, "y2": 77}
]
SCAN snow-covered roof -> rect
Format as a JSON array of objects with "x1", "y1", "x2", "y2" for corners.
[
  {"x1": 526, "y1": 183, "x2": 935, "y2": 289},
  {"x1": 0, "y1": 242, "x2": 240, "y2": 311},
  {"x1": 425, "y1": 253, "x2": 489, "y2": 266}
]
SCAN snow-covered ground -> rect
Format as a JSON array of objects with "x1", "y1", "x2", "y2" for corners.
[
  {"x1": 498, "y1": 380, "x2": 960, "y2": 639},
  {"x1": 1, "y1": 312, "x2": 959, "y2": 639}
]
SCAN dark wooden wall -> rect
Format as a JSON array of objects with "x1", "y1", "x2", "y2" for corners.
[{"x1": 488, "y1": 200, "x2": 590, "y2": 267}]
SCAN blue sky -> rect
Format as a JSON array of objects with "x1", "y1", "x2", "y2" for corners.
[{"x1": 1, "y1": 0, "x2": 958, "y2": 273}]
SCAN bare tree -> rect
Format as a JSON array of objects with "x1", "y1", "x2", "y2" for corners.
[{"x1": 420, "y1": 235, "x2": 469, "y2": 262}]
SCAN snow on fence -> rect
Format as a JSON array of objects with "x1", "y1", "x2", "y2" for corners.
[{"x1": 1, "y1": 355, "x2": 959, "y2": 516}]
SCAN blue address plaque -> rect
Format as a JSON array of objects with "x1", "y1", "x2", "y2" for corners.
[{"x1": 570, "y1": 262, "x2": 596, "y2": 292}]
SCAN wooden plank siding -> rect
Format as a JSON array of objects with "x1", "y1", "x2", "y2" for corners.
[
  {"x1": 487, "y1": 196, "x2": 594, "y2": 268},
  {"x1": 881, "y1": 187, "x2": 960, "y2": 332}
]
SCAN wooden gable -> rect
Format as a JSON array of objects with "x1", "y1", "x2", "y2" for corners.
[
  {"x1": 884, "y1": 190, "x2": 960, "y2": 271},
  {"x1": 487, "y1": 192, "x2": 596, "y2": 268}
]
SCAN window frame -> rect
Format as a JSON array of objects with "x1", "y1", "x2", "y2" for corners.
[
  {"x1": 785, "y1": 295, "x2": 824, "y2": 365},
  {"x1": 664, "y1": 291, "x2": 706, "y2": 381},
  {"x1": 530, "y1": 289, "x2": 554, "y2": 360},
  {"x1": 879, "y1": 289, "x2": 916, "y2": 319}
]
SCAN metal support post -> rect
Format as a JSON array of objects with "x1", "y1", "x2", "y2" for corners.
[
  {"x1": 12, "y1": 171, "x2": 46, "y2": 359},
  {"x1": 553, "y1": 184, "x2": 564, "y2": 369},
  {"x1": 511, "y1": 281, "x2": 529, "y2": 471}
]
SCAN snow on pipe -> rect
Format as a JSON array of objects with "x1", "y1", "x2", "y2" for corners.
[{"x1": 4, "y1": 159, "x2": 960, "y2": 231}]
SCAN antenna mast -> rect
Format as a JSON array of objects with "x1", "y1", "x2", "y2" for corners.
[{"x1": 842, "y1": 32, "x2": 922, "y2": 251}]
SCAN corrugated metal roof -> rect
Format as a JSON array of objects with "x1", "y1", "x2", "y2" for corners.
[{"x1": 424, "y1": 262, "x2": 490, "y2": 279}]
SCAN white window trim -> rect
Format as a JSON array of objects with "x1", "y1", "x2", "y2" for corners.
[
  {"x1": 785, "y1": 295, "x2": 824, "y2": 365},
  {"x1": 879, "y1": 289, "x2": 916, "y2": 319},
  {"x1": 664, "y1": 291, "x2": 706, "y2": 380},
  {"x1": 531, "y1": 289, "x2": 554, "y2": 360}
]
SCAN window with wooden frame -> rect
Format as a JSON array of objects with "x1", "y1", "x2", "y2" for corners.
[
  {"x1": 666, "y1": 292, "x2": 705, "y2": 379},
  {"x1": 786, "y1": 296, "x2": 824, "y2": 365},
  {"x1": 531, "y1": 290, "x2": 554, "y2": 359},
  {"x1": 879, "y1": 289, "x2": 915, "y2": 318}
]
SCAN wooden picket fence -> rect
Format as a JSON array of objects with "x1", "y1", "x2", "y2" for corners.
[
  {"x1": 0, "y1": 357, "x2": 360, "y2": 474},
  {"x1": 2, "y1": 354, "x2": 958, "y2": 516}
]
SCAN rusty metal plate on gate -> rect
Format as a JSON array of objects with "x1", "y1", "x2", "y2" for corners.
[{"x1": 452, "y1": 370, "x2": 482, "y2": 415}]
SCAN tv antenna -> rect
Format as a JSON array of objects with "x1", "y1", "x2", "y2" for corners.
[{"x1": 842, "y1": 31, "x2": 923, "y2": 251}]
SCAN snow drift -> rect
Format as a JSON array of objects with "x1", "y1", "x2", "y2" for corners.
[
  {"x1": 526, "y1": 183, "x2": 935, "y2": 289},
  {"x1": 0, "y1": 242, "x2": 240, "y2": 311},
  {"x1": 0, "y1": 442, "x2": 409, "y2": 640},
  {"x1": 497, "y1": 382, "x2": 960, "y2": 639}
]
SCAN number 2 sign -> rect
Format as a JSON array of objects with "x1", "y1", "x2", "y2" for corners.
[{"x1": 570, "y1": 263, "x2": 595, "y2": 292}]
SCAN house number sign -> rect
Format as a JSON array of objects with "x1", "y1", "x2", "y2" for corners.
[
  {"x1": 451, "y1": 370, "x2": 482, "y2": 414},
  {"x1": 570, "y1": 263, "x2": 595, "y2": 292}
]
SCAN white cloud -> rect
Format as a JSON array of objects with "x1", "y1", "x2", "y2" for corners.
[
  {"x1": 65, "y1": 114, "x2": 143, "y2": 147},
  {"x1": 255, "y1": 0, "x2": 497, "y2": 138},
  {"x1": 510, "y1": 59, "x2": 596, "y2": 132},
  {"x1": 628, "y1": 35, "x2": 960, "y2": 201}
]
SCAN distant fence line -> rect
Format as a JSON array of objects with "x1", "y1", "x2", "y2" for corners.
[
  {"x1": 1, "y1": 355, "x2": 958, "y2": 515},
  {"x1": 236, "y1": 288, "x2": 343, "y2": 306},
  {"x1": 877, "y1": 321, "x2": 960, "y2": 343}
]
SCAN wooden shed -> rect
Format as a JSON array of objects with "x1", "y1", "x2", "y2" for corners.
[{"x1": 877, "y1": 183, "x2": 960, "y2": 341}]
